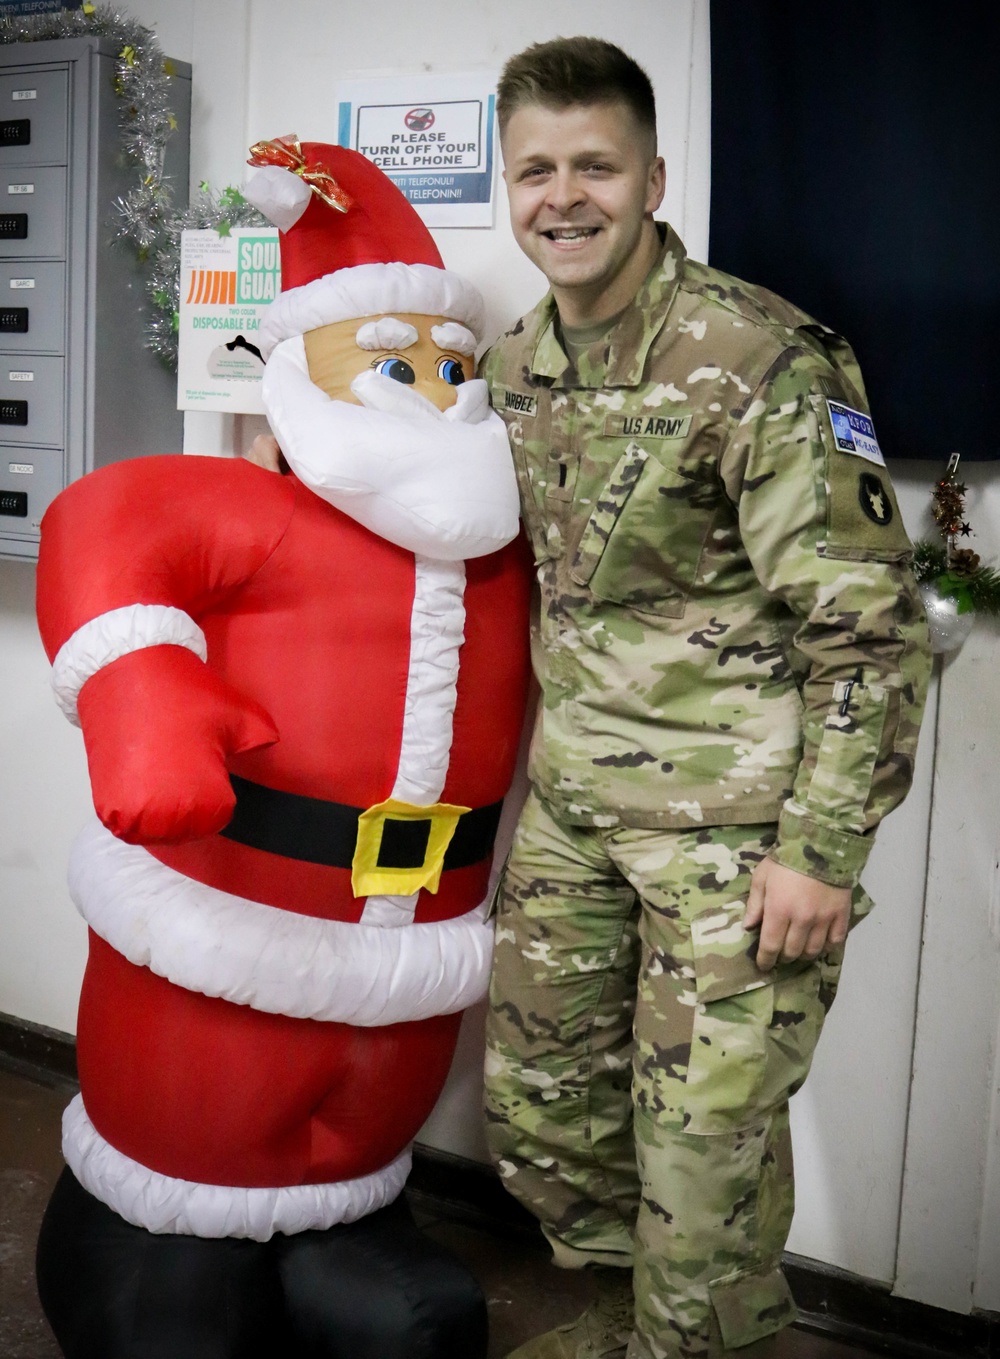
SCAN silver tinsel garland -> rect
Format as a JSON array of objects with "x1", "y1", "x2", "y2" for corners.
[
  {"x1": 143, "y1": 185, "x2": 266, "y2": 367},
  {"x1": 0, "y1": 4, "x2": 259, "y2": 369}
]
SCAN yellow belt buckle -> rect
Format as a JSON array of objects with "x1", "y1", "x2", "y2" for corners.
[{"x1": 351, "y1": 797, "x2": 471, "y2": 899}]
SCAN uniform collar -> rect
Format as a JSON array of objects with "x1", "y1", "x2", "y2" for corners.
[{"x1": 528, "y1": 223, "x2": 686, "y2": 389}]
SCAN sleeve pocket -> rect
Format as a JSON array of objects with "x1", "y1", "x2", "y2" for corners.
[{"x1": 804, "y1": 677, "x2": 888, "y2": 830}]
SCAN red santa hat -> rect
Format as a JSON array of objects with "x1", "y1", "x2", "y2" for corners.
[{"x1": 243, "y1": 137, "x2": 484, "y2": 360}]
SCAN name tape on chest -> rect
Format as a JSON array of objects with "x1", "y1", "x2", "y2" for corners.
[
  {"x1": 604, "y1": 413, "x2": 692, "y2": 440},
  {"x1": 501, "y1": 389, "x2": 537, "y2": 418},
  {"x1": 827, "y1": 400, "x2": 884, "y2": 466}
]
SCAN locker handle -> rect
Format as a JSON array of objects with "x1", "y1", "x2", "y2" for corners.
[
  {"x1": 0, "y1": 398, "x2": 28, "y2": 425},
  {"x1": 0, "y1": 214, "x2": 28, "y2": 240},
  {"x1": 0, "y1": 119, "x2": 30, "y2": 146}
]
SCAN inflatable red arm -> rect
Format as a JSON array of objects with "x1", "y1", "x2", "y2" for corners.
[{"x1": 37, "y1": 457, "x2": 295, "y2": 844}]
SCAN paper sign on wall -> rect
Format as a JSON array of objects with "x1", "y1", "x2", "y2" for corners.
[
  {"x1": 177, "y1": 227, "x2": 280, "y2": 413},
  {"x1": 335, "y1": 72, "x2": 497, "y2": 228}
]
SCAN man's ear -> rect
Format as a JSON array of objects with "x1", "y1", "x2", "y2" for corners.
[{"x1": 646, "y1": 156, "x2": 666, "y2": 215}]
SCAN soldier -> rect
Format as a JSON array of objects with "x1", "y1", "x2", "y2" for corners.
[{"x1": 479, "y1": 35, "x2": 931, "y2": 1359}]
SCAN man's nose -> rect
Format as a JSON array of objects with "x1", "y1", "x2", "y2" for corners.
[{"x1": 544, "y1": 168, "x2": 586, "y2": 215}]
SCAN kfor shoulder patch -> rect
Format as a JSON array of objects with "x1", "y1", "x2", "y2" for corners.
[{"x1": 826, "y1": 400, "x2": 885, "y2": 466}]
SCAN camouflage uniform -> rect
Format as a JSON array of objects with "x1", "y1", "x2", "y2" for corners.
[{"x1": 480, "y1": 226, "x2": 930, "y2": 1358}]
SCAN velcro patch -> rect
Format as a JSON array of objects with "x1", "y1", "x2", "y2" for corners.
[
  {"x1": 827, "y1": 400, "x2": 884, "y2": 466},
  {"x1": 604, "y1": 413, "x2": 692, "y2": 439},
  {"x1": 500, "y1": 388, "x2": 537, "y2": 418},
  {"x1": 858, "y1": 471, "x2": 893, "y2": 526}
]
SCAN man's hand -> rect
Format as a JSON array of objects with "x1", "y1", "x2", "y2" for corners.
[
  {"x1": 245, "y1": 434, "x2": 283, "y2": 472},
  {"x1": 743, "y1": 858, "x2": 851, "y2": 971}
]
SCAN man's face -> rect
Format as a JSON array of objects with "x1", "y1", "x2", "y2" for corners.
[
  {"x1": 303, "y1": 313, "x2": 475, "y2": 412},
  {"x1": 501, "y1": 100, "x2": 665, "y2": 325}
]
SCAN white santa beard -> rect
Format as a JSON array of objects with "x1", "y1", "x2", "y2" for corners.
[{"x1": 262, "y1": 335, "x2": 520, "y2": 560}]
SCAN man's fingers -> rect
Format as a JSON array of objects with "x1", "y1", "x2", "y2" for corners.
[
  {"x1": 779, "y1": 918, "x2": 813, "y2": 963},
  {"x1": 755, "y1": 912, "x2": 788, "y2": 972},
  {"x1": 743, "y1": 862, "x2": 767, "y2": 930},
  {"x1": 746, "y1": 859, "x2": 851, "y2": 971},
  {"x1": 801, "y1": 922, "x2": 833, "y2": 960}
]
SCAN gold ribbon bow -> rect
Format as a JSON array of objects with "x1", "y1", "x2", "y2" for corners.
[{"x1": 247, "y1": 134, "x2": 352, "y2": 214}]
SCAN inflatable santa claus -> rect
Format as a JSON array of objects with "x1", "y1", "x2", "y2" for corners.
[{"x1": 34, "y1": 137, "x2": 531, "y2": 1358}]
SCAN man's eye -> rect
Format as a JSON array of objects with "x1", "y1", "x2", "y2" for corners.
[
  {"x1": 373, "y1": 357, "x2": 415, "y2": 384},
  {"x1": 436, "y1": 357, "x2": 465, "y2": 386}
]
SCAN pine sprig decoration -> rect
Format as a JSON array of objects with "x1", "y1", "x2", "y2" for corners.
[{"x1": 913, "y1": 453, "x2": 1000, "y2": 617}]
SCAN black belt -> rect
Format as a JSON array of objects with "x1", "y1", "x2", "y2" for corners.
[{"x1": 221, "y1": 774, "x2": 503, "y2": 872}]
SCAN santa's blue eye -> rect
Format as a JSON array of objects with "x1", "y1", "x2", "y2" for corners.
[
  {"x1": 436, "y1": 357, "x2": 465, "y2": 386},
  {"x1": 373, "y1": 357, "x2": 415, "y2": 384}
]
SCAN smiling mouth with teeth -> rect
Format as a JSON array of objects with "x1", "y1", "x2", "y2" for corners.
[{"x1": 544, "y1": 227, "x2": 600, "y2": 241}]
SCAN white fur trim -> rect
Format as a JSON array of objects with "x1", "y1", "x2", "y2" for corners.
[
  {"x1": 69, "y1": 819, "x2": 494, "y2": 1024},
  {"x1": 356, "y1": 317, "x2": 419, "y2": 351},
  {"x1": 358, "y1": 556, "x2": 465, "y2": 927},
  {"x1": 51, "y1": 605, "x2": 207, "y2": 727},
  {"x1": 392, "y1": 557, "x2": 465, "y2": 805},
  {"x1": 242, "y1": 165, "x2": 313, "y2": 232},
  {"x1": 431, "y1": 322, "x2": 477, "y2": 355},
  {"x1": 359, "y1": 891, "x2": 420, "y2": 927},
  {"x1": 63, "y1": 1094, "x2": 410, "y2": 1240},
  {"x1": 258, "y1": 262, "x2": 485, "y2": 359}
]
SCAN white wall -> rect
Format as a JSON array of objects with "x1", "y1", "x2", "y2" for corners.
[{"x1": 1, "y1": 0, "x2": 998, "y2": 1312}]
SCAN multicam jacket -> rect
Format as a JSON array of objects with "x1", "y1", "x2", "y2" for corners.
[{"x1": 481, "y1": 225, "x2": 931, "y2": 887}]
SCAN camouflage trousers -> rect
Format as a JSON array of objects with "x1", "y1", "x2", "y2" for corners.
[{"x1": 484, "y1": 790, "x2": 845, "y2": 1359}]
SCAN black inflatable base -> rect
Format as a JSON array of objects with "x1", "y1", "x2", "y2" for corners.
[{"x1": 36, "y1": 1167, "x2": 488, "y2": 1359}]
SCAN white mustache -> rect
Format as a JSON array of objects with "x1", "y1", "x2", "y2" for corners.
[
  {"x1": 261, "y1": 336, "x2": 520, "y2": 560},
  {"x1": 349, "y1": 368, "x2": 492, "y2": 425}
]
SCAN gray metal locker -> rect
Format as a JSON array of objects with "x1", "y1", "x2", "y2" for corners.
[{"x1": 0, "y1": 36, "x2": 191, "y2": 561}]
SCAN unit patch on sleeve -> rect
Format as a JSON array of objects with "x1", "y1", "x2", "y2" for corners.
[
  {"x1": 826, "y1": 400, "x2": 885, "y2": 466},
  {"x1": 858, "y1": 471, "x2": 893, "y2": 526}
]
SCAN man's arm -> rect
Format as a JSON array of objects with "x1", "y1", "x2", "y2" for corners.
[{"x1": 722, "y1": 347, "x2": 931, "y2": 969}]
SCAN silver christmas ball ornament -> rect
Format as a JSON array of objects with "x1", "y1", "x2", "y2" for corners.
[{"x1": 919, "y1": 581, "x2": 974, "y2": 654}]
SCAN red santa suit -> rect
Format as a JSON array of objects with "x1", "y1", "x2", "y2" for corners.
[{"x1": 35, "y1": 140, "x2": 531, "y2": 1242}]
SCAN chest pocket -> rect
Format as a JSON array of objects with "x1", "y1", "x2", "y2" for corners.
[{"x1": 569, "y1": 441, "x2": 720, "y2": 618}]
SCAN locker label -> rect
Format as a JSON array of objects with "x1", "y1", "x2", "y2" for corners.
[
  {"x1": 8, "y1": 462, "x2": 33, "y2": 474},
  {"x1": 7, "y1": 184, "x2": 34, "y2": 195},
  {"x1": 9, "y1": 278, "x2": 34, "y2": 289},
  {"x1": 9, "y1": 371, "x2": 33, "y2": 381},
  {"x1": 11, "y1": 90, "x2": 37, "y2": 102}
]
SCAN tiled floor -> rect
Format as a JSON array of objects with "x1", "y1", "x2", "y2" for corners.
[{"x1": 0, "y1": 1058, "x2": 884, "y2": 1359}]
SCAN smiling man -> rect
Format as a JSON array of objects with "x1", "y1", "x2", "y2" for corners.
[{"x1": 480, "y1": 36, "x2": 930, "y2": 1359}]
